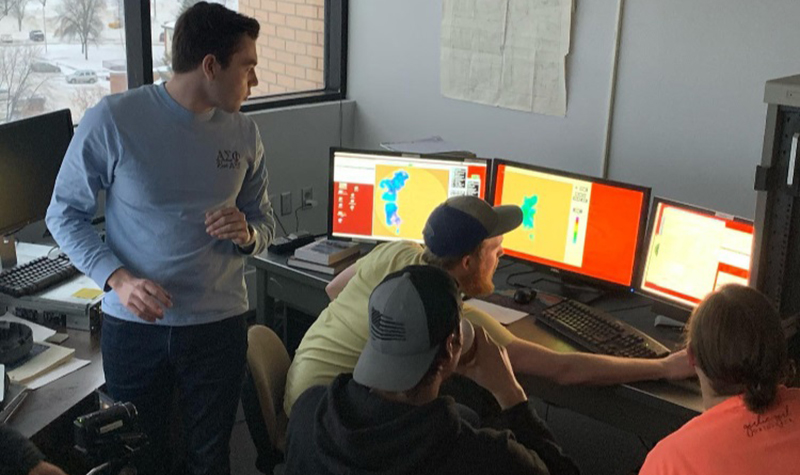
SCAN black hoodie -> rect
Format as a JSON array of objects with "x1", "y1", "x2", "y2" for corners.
[
  {"x1": 0, "y1": 423, "x2": 45, "y2": 475},
  {"x1": 285, "y1": 374, "x2": 579, "y2": 475}
]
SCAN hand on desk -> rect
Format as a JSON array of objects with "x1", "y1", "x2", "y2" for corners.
[
  {"x1": 457, "y1": 327, "x2": 527, "y2": 410},
  {"x1": 660, "y1": 349, "x2": 695, "y2": 380},
  {"x1": 29, "y1": 461, "x2": 67, "y2": 475},
  {"x1": 205, "y1": 207, "x2": 253, "y2": 247},
  {"x1": 107, "y1": 268, "x2": 173, "y2": 322}
]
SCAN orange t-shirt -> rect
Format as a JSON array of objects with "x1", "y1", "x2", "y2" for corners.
[{"x1": 640, "y1": 387, "x2": 800, "y2": 475}]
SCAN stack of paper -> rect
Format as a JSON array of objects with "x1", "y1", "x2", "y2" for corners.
[
  {"x1": 7, "y1": 342, "x2": 75, "y2": 384},
  {"x1": 1, "y1": 314, "x2": 89, "y2": 389}
]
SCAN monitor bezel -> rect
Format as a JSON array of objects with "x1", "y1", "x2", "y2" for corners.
[
  {"x1": 0, "y1": 109, "x2": 74, "y2": 237},
  {"x1": 489, "y1": 158, "x2": 652, "y2": 291},
  {"x1": 327, "y1": 147, "x2": 492, "y2": 243},
  {"x1": 635, "y1": 196, "x2": 755, "y2": 312}
]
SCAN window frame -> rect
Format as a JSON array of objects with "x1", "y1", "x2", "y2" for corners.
[{"x1": 124, "y1": 0, "x2": 348, "y2": 111}]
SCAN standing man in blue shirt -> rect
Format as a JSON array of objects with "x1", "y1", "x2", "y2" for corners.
[{"x1": 45, "y1": 3, "x2": 274, "y2": 474}]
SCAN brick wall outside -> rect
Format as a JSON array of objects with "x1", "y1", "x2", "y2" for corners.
[{"x1": 238, "y1": 0, "x2": 325, "y2": 96}]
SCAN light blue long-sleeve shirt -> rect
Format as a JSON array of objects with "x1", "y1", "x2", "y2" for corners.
[{"x1": 46, "y1": 84, "x2": 274, "y2": 326}]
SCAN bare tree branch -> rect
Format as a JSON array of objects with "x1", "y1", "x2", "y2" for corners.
[
  {"x1": 10, "y1": 0, "x2": 29, "y2": 31},
  {"x1": 55, "y1": 0, "x2": 105, "y2": 60},
  {"x1": 0, "y1": 44, "x2": 47, "y2": 121},
  {"x1": 70, "y1": 84, "x2": 104, "y2": 119}
]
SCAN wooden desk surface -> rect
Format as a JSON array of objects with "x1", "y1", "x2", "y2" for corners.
[{"x1": 9, "y1": 328, "x2": 104, "y2": 439}]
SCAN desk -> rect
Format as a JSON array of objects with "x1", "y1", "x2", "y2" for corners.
[
  {"x1": 251, "y1": 251, "x2": 331, "y2": 340},
  {"x1": 250, "y1": 252, "x2": 703, "y2": 441},
  {"x1": 7, "y1": 327, "x2": 104, "y2": 439}
]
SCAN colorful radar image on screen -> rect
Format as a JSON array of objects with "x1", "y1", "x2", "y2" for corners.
[
  {"x1": 493, "y1": 162, "x2": 648, "y2": 287},
  {"x1": 331, "y1": 150, "x2": 488, "y2": 242}
]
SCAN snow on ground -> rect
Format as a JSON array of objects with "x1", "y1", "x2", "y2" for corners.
[{"x1": 0, "y1": 0, "x2": 237, "y2": 122}]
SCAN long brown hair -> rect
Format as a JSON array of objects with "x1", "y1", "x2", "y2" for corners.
[{"x1": 687, "y1": 284, "x2": 792, "y2": 413}]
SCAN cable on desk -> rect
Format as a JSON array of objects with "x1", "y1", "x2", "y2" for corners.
[
  {"x1": 294, "y1": 203, "x2": 318, "y2": 233},
  {"x1": 274, "y1": 212, "x2": 289, "y2": 236},
  {"x1": 495, "y1": 260, "x2": 515, "y2": 271},
  {"x1": 46, "y1": 245, "x2": 62, "y2": 260},
  {"x1": 505, "y1": 269, "x2": 537, "y2": 288}
]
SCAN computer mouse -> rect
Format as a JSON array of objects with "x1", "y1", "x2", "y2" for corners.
[{"x1": 513, "y1": 288, "x2": 536, "y2": 305}]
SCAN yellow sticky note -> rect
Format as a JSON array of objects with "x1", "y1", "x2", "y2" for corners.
[{"x1": 72, "y1": 288, "x2": 103, "y2": 300}]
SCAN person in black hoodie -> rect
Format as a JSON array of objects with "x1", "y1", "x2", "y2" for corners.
[
  {"x1": 284, "y1": 265, "x2": 579, "y2": 475},
  {"x1": 0, "y1": 423, "x2": 67, "y2": 475}
]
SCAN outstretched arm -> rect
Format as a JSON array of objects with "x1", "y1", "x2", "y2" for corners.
[{"x1": 506, "y1": 337, "x2": 694, "y2": 386}]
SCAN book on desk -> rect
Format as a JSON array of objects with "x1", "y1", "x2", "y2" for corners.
[{"x1": 287, "y1": 238, "x2": 360, "y2": 275}]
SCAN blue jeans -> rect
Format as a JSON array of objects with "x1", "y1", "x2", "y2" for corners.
[{"x1": 101, "y1": 313, "x2": 248, "y2": 475}]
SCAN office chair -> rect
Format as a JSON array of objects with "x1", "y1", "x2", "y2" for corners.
[{"x1": 241, "y1": 325, "x2": 291, "y2": 475}]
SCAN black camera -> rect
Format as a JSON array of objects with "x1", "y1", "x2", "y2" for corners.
[{"x1": 74, "y1": 402, "x2": 147, "y2": 474}]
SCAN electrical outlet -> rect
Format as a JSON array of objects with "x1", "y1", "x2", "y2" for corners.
[
  {"x1": 301, "y1": 187, "x2": 313, "y2": 209},
  {"x1": 280, "y1": 192, "x2": 292, "y2": 216}
]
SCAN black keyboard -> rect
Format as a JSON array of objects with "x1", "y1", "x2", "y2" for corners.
[
  {"x1": 537, "y1": 299, "x2": 671, "y2": 359},
  {"x1": 0, "y1": 254, "x2": 79, "y2": 298}
]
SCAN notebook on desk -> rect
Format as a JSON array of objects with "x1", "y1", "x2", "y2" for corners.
[
  {"x1": 468, "y1": 292, "x2": 538, "y2": 325},
  {"x1": 468, "y1": 299, "x2": 528, "y2": 325}
]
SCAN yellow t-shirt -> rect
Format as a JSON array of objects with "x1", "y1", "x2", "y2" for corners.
[{"x1": 283, "y1": 240, "x2": 515, "y2": 415}]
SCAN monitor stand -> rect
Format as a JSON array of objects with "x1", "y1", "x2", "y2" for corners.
[
  {"x1": 0, "y1": 236, "x2": 16, "y2": 270},
  {"x1": 524, "y1": 274, "x2": 606, "y2": 305}
]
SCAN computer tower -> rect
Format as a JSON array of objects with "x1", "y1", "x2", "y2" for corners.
[{"x1": 751, "y1": 74, "x2": 800, "y2": 369}]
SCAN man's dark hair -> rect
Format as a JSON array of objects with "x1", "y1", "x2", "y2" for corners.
[
  {"x1": 688, "y1": 284, "x2": 793, "y2": 413},
  {"x1": 172, "y1": 1, "x2": 260, "y2": 73},
  {"x1": 422, "y1": 240, "x2": 484, "y2": 271}
]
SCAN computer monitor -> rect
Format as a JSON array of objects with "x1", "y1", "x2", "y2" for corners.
[
  {"x1": 638, "y1": 198, "x2": 754, "y2": 318},
  {"x1": 490, "y1": 159, "x2": 651, "y2": 289},
  {"x1": 329, "y1": 148, "x2": 490, "y2": 243},
  {"x1": 0, "y1": 110, "x2": 74, "y2": 266}
]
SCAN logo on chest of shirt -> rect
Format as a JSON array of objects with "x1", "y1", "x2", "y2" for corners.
[{"x1": 216, "y1": 150, "x2": 242, "y2": 170}]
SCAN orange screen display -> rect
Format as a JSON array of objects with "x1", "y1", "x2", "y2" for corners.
[{"x1": 493, "y1": 163, "x2": 648, "y2": 286}]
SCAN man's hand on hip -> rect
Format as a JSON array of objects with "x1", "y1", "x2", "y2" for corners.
[
  {"x1": 205, "y1": 207, "x2": 253, "y2": 247},
  {"x1": 107, "y1": 268, "x2": 172, "y2": 322}
]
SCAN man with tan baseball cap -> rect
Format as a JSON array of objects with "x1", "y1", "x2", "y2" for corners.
[{"x1": 284, "y1": 195, "x2": 694, "y2": 417}]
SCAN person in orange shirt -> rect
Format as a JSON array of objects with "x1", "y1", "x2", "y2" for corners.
[{"x1": 640, "y1": 284, "x2": 800, "y2": 475}]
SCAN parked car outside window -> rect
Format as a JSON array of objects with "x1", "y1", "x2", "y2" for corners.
[
  {"x1": 31, "y1": 61, "x2": 62, "y2": 73},
  {"x1": 29, "y1": 30, "x2": 44, "y2": 41},
  {"x1": 66, "y1": 70, "x2": 98, "y2": 84}
]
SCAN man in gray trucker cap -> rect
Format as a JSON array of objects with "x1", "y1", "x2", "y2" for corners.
[
  {"x1": 284, "y1": 265, "x2": 579, "y2": 475},
  {"x1": 284, "y1": 194, "x2": 693, "y2": 417}
]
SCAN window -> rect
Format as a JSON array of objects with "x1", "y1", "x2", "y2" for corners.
[
  {"x1": 0, "y1": 0, "x2": 347, "y2": 125},
  {"x1": 147, "y1": 0, "x2": 347, "y2": 110},
  {"x1": 0, "y1": 0, "x2": 128, "y2": 124}
]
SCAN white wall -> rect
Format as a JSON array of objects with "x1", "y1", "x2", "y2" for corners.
[
  {"x1": 249, "y1": 100, "x2": 355, "y2": 236},
  {"x1": 347, "y1": 0, "x2": 800, "y2": 218}
]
